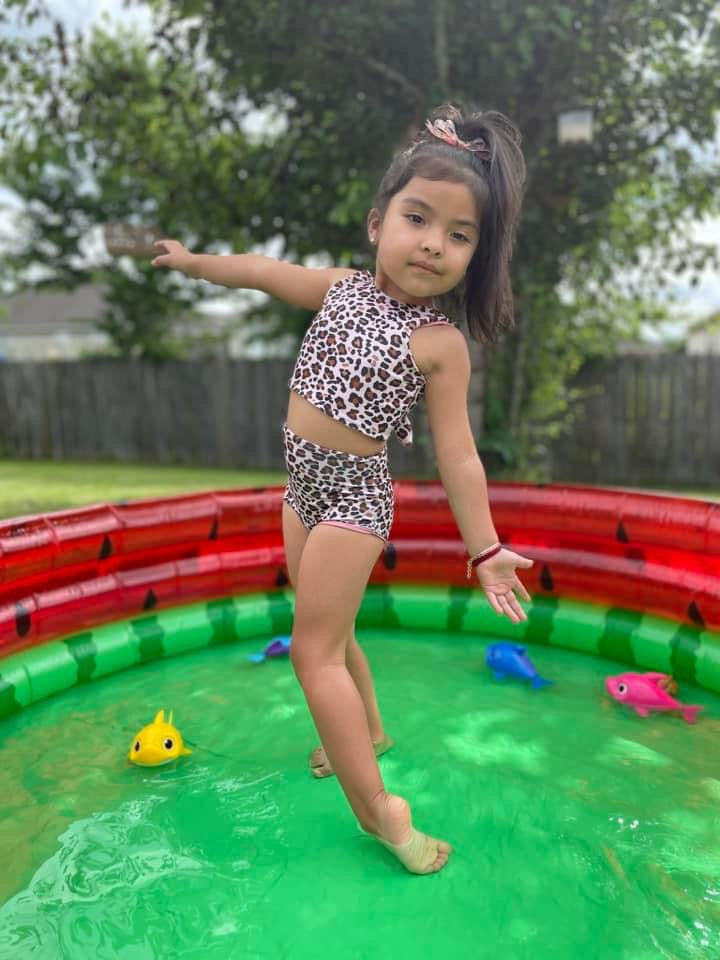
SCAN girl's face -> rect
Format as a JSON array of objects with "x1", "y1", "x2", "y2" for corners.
[{"x1": 369, "y1": 176, "x2": 480, "y2": 306}]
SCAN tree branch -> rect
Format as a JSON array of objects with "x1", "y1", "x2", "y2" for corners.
[
  {"x1": 434, "y1": 0, "x2": 449, "y2": 93},
  {"x1": 364, "y1": 55, "x2": 425, "y2": 105}
]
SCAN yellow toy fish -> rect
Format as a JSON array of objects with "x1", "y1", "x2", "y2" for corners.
[{"x1": 128, "y1": 709, "x2": 192, "y2": 766}]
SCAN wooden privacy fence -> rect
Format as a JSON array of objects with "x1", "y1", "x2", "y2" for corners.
[
  {"x1": 549, "y1": 354, "x2": 720, "y2": 486},
  {"x1": 0, "y1": 358, "x2": 434, "y2": 475},
  {"x1": 0, "y1": 355, "x2": 718, "y2": 485}
]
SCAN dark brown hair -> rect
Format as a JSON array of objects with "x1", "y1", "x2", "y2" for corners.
[{"x1": 373, "y1": 104, "x2": 525, "y2": 341}]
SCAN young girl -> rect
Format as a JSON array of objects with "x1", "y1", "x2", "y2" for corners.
[{"x1": 153, "y1": 104, "x2": 533, "y2": 876}]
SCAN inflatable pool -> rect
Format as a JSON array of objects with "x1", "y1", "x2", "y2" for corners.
[{"x1": 1, "y1": 483, "x2": 718, "y2": 959}]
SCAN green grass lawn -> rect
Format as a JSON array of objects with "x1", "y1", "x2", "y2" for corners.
[
  {"x1": 0, "y1": 460, "x2": 287, "y2": 519},
  {"x1": 0, "y1": 458, "x2": 718, "y2": 520}
]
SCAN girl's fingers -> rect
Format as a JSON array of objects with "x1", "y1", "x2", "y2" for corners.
[
  {"x1": 516, "y1": 580, "x2": 531, "y2": 603},
  {"x1": 487, "y1": 589, "x2": 518, "y2": 623},
  {"x1": 500, "y1": 595, "x2": 521, "y2": 623},
  {"x1": 486, "y1": 591, "x2": 504, "y2": 616},
  {"x1": 484, "y1": 584, "x2": 530, "y2": 623},
  {"x1": 507, "y1": 596, "x2": 527, "y2": 622}
]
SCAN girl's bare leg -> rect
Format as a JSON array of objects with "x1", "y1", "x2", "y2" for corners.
[
  {"x1": 282, "y1": 505, "x2": 391, "y2": 776},
  {"x1": 308, "y1": 633, "x2": 392, "y2": 777},
  {"x1": 346, "y1": 634, "x2": 386, "y2": 741},
  {"x1": 288, "y1": 520, "x2": 451, "y2": 874}
]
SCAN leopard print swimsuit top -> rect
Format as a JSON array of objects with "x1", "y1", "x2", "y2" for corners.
[{"x1": 288, "y1": 270, "x2": 452, "y2": 447}]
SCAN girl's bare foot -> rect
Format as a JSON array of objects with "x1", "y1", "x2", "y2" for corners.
[
  {"x1": 309, "y1": 734, "x2": 394, "y2": 778},
  {"x1": 369, "y1": 793, "x2": 452, "y2": 875}
]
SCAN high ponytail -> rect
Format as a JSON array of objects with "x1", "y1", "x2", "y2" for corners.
[{"x1": 374, "y1": 104, "x2": 525, "y2": 341}]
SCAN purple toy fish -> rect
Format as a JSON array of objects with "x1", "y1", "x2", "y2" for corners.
[
  {"x1": 605, "y1": 672, "x2": 703, "y2": 724},
  {"x1": 247, "y1": 635, "x2": 291, "y2": 664}
]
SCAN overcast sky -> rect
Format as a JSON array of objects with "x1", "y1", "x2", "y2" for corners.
[
  {"x1": 2, "y1": 0, "x2": 719, "y2": 329},
  {"x1": 44, "y1": 0, "x2": 152, "y2": 34}
]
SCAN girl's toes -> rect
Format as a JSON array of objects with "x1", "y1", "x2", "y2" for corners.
[{"x1": 311, "y1": 762, "x2": 334, "y2": 779}]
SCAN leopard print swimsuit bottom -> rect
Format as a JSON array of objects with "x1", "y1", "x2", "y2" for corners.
[{"x1": 282, "y1": 424, "x2": 394, "y2": 543}]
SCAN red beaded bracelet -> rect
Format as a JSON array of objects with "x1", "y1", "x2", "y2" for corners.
[{"x1": 466, "y1": 542, "x2": 502, "y2": 579}]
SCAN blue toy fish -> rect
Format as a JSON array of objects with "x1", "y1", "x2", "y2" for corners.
[
  {"x1": 247, "y1": 635, "x2": 292, "y2": 663},
  {"x1": 485, "y1": 642, "x2": 552, "y2": 689}
]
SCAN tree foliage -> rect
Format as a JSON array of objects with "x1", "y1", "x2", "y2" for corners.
[
  {"x1": 150, "y1": 0, "x2": 720, "y2": 468},
  {"x1": 3, "y1": 0, "x2": 719, "y2": 463},
  {"x1": 159, "y1": 0, "x2": 719, "y2": 266},
  {"x1": 1, "y1": 4, "x2": 257, "y2": 356}
]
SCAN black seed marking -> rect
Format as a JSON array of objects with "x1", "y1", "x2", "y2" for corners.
[
  {"x1": 99, "y1": 535, "x2": 113, "y2": 560},
  {"x1": 539, "y1": 566, "x2": 554, "y2": 592},
  {"x1": 143, "y1": 589, "x2": 158, "y2": 611},
  {"x1": 688, "y1": 601, "x2": 705, "y2": 628},
  {"x1": 15, "y1": 602, "x2": 31, "y2": 637}
]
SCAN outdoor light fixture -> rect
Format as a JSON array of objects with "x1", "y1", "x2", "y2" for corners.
[{"x1": 557, "y1": 107, "x2": 594, "y2": 145}]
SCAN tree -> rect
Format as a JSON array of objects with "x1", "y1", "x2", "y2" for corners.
[
  {"x1": 1, "y1": 5, "x2": 258, "y2": 357},
  {"x1": 3, "y1": 1, "x2": 719, "y2": 462},
  {"x1": 151, "y1": 0, "x2": 720, "y2": 468}
]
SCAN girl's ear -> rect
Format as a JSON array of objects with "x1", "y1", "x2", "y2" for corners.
[{"x1": 367, "y1": 208, "x2": 381, "y2": 245}]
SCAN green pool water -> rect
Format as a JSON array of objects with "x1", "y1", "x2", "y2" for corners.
[{"x1": 1, "y1": 628, "x2": 719, "y2": 960}]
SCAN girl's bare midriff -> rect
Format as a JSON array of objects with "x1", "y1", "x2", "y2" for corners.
[{"x1": 286, "y1": 391, "x2": 385, "y2": 456}]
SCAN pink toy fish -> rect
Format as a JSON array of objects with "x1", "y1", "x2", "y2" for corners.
[{"x1": 605, "y1": 672, "x2": 703, "y2": 724}]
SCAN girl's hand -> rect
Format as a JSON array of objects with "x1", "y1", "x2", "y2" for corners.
[
  {"x1": 151, "y1": 239, "x2": 197, "y2": 276},
  {"x1": 475, "y1": 548, "x2": 533, "y2": 623}
]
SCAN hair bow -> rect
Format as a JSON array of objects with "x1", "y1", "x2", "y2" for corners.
[{"x1": 425, "y1": 118, "x2": 490, "y2": 157}]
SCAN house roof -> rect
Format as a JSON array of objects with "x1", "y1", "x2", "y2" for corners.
[
  {"x1": 0, "y1": 285, "x2": 105, "y2": 335},
  {"x1": 687, "y1": 310, "x2": 720, "y2": 335}
]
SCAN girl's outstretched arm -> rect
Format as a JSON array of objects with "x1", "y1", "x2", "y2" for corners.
[
  {"x1": 151, "y1": 239, "x2": 355, "y2": 311},
  {"x1": 418, "y1": 324, "x2": 533, "y2": 623}
]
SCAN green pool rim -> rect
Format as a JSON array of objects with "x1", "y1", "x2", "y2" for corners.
[{"x1": 1, "y1": 585, "x2": 719, "y2": 721}]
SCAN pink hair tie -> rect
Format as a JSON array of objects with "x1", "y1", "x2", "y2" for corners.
[{"x1": 425, "y1": 118, "x2": 490, "y2": 158}]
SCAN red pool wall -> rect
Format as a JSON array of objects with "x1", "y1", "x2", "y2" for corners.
[{"x1": 1, "y1": 483, "x2": 718, "y2": 656}]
